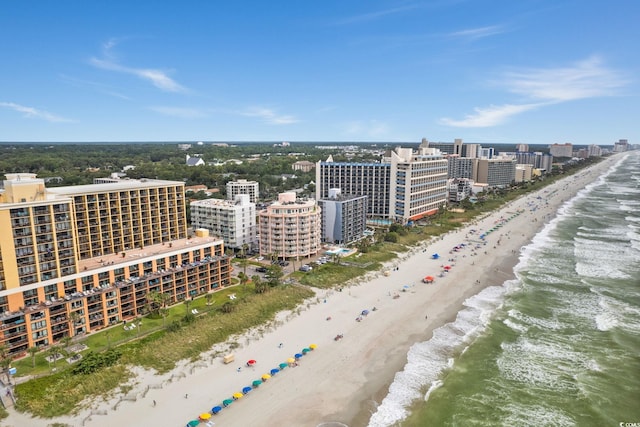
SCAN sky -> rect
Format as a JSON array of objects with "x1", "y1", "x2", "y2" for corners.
[{"x1": 1, "y1": 0, "x2": 638, "y2": 145}]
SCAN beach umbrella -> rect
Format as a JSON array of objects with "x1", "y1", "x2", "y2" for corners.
[
  {"x1": 302, "y1": 348, "x2": 311, "y2": 354},
  {"x1": 270, "y1": 368, "x2": 280, "y2": 375},
  {"x1": 279, "y1": 363, "x2": 288, "y2": 369},
  {"x1": 294, "y1": 353, "x2": 303, "y2": 359},
  {"x1": 443, "y1": 265, "x2": 451, "y2": 270},
  {"x1": 252, "y1": 380, "x2": 262, "y2": 387},
  {"x1": 242, "y1": 386, "x2": 252, "y2": 394},
  {"x1": 222, "y1": 399, "x2": 233, "y2": 407},
  {"x1": 287, "y1": 357, "x2": 295, "y2": 363},
  {"x1": 261, "y1": 373, "x2": 271, "y2": 381},
  {"x1": 187, "y1": 420, "x2": 200, "y2": 427},
  {"x1": 199, "y1": 413, "x2": 211, "y2": 421},
  {"x1": 211, "y1": 406, "x2": 222, "y2": 414},
  {"x1": 309, "y1": 344, "x2": 317, "y2": 350},
  {"x1": 232, "y1": 392, "x2": 243, "y2": 400},
  {"x1": 246, "y1": 359, "x2": 257, "y2": 367}
]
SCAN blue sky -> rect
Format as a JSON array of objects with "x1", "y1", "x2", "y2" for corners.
[{"x1": 1, "y1": 1, "x2": 638, "y2": 145}]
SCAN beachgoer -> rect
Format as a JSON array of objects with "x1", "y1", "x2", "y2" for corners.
[
  {"x1": 278, "y1": 342, "x2": 283, "y2": 348},
  {"x1": 237, "y1": 367, "x2": 241, "y2": 373},
  {"x1": 153, "y1": 400, "x2": 156, "y2": 407},
  {"x1": 185, "y1": 393, "x2": 188, "y2": 399}
]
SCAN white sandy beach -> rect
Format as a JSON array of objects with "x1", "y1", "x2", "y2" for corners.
[{"x1": 3, "y1": 156, "x2": 618, "y2": 427}]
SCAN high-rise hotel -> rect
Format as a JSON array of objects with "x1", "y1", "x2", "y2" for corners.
[
  {"x1": 316, "y1": 142, "x2": 448, "y2": 224},
  {"x1": 0, "y1": 174, "x2": 231, "y2": 357}
]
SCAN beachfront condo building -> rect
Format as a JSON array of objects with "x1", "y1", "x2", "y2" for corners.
[
  {"x1": 226, "y1": 179, "x2": 259, "y2": 204},
  {"x1": 318, "y1": 189, "x2": 367, "y2": 245},
  {"x1": 258, "y1": 192, "x2": 321, "y2": 259},
  {"x1": 316, "y1": 142, "x2": 448, "y2": 224},
  {"x1": 0, "y1": 173, "x2": 231, "y2": 357},
  {"x1": 422, "y1": 138, "x2": 481, "y2": 158},
  {"x1": 475, "y1": 158, "x2": 517, "y2": 187},
  {"x1": 315, "y1": 156, "x2": 391, "y2": 220},
  {"x1": 190, "y1": 194, "x2": 257, "y2": 250},
  {"x1": 550, "y1": 143, "x2": 573, "y2": 158}
]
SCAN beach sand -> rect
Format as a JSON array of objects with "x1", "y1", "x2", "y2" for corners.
[{"x1": 3, "y1": 156, "x2": 618, "y2": 427}]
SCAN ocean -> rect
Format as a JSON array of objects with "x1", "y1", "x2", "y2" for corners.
[{"x1": 368, "y1": 152, "x2": 640, "y2": 427}]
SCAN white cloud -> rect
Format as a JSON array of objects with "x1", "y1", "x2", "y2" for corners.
[
  {"x1": 439, "y1": 103, "x2": 543, "y2": 127},
  {"x1": 336, "y1": 4, "x2": 422, "y2": 25},
  {"x1": 441, "y1": 55, "x2": 628, "y2": 128},
  {"x1": 448, "y1": 25, "x2": 506, "y2": 40},
  {"x1": 503, "y1": 56, "x2": 627, "y2": 101},
  {"x1": 0, "y1": 102, "x2": 73, "y2": 123},
  {"x1": 149, "y1": 106, "x2": 207, "y2": 119},
  {"x1": 241, "y1": 107, "x2": 298, "y2": 125},
  {"x1": 90, "y1": 39, "x2": 188, "y2": 93}
]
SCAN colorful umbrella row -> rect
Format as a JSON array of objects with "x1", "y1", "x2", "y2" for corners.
[{"x1": 188, "y1": 344, "x2": 318, "y2": 424}]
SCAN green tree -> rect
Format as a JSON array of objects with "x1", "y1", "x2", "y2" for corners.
[
  {"x1": 0, "y1": 345, "x2": 12, "y2": 384},
  {"x1": 266, "y1": 264, "x2": 284, "y2": 287},
  {"x1": 27, "y1": 346, "x2": 39, "y2": 368}
]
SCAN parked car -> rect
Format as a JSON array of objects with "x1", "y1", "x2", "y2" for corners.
[
  {"x1": 256, "y1": 266, "x2": 268, "y2": 273},
  {"x1": 278, "y1": 260, "x2": 290, "y2": 267},
  {"x1": 256, "y1": 256, "x2": 264, "y2": 261},
  {"x1": 299, "y1": 264, "x2": 313, "y2": 272}
]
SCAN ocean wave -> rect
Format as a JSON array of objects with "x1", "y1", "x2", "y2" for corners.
[
  {"x1": 367, "y1": 284, "x2": 509, "y2": 427},
  {"x1": 501, "y1": 403, "x2": 576, "y2": 427},
  {"x1": 498, "y1": 337, "x2": 582, "y2": 391}
]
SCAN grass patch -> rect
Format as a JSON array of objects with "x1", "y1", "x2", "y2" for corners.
[
  {"x1": 13, "y1": 284, "x2": 313, "y2": 418},
  {"x1": 15, "y1": 364, "x2": 129, "y2": 417}
]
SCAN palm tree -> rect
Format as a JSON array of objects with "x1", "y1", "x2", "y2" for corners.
[
  {"x1": 104, "y1": 330, "x2": 112, "y2": 349},
  {"x1": 205, "y1": 293, "x2": 214, "y2": 306},
  {"x1": 159, "y1": 307, "x2": 169, "y2": 328},
  {"x1": 145, "y1": 291, "x2": 165, "y2": 317},
  {"x1": 27, "y1": 346, "x2": 38, "y2": 368},
  {"x1": 238, "y1": 272, "x2": 250, "y2": 295},
  {"x1": 60, "y1": 335, "x2": 72, "y2": 355},
  {"x1": 0, "y1": 345, "x2": 11, "y2": 384},
  {"x1": 240, "y1": 243, "x2": 249, "y2": 276},
  {"x1": 47, "y1": 345, "x2": 60, "y2": 368},
  {"x1": 68, "y1": 312, "x2": 81, "y2": 338}
]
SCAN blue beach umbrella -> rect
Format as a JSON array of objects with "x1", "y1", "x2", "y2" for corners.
[{"x1": 212, "y1": 406, "x2": 222, "y2": 414}]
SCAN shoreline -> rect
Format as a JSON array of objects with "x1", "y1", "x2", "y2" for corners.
[{"x1": 2, "y1": 157, "x2": 618, "y2": 427}]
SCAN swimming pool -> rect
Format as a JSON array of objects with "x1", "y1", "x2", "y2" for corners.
[{"x1": 325, "y1": 247, "x2": 355, "y2": 256}]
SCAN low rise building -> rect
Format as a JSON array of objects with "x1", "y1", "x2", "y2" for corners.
[{"x1": 0, "y1": 173, "x2": 231, "y2": 357}]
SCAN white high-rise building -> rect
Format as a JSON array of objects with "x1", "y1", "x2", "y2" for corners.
[
  {"x1": 191, "y1": 195, "x2": 257, "y2": 250},
  {"x1": 226, "y1": 179, "x2": 259, "y2": 204}
]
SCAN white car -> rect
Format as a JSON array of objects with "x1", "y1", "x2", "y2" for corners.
[{"x1": 256, "y1": 256, "x2": 264, "y2": 261}]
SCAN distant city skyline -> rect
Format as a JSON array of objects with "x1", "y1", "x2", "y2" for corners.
[{"x1": 1, "y1": 1, "x2": 638, "y2": 145}]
